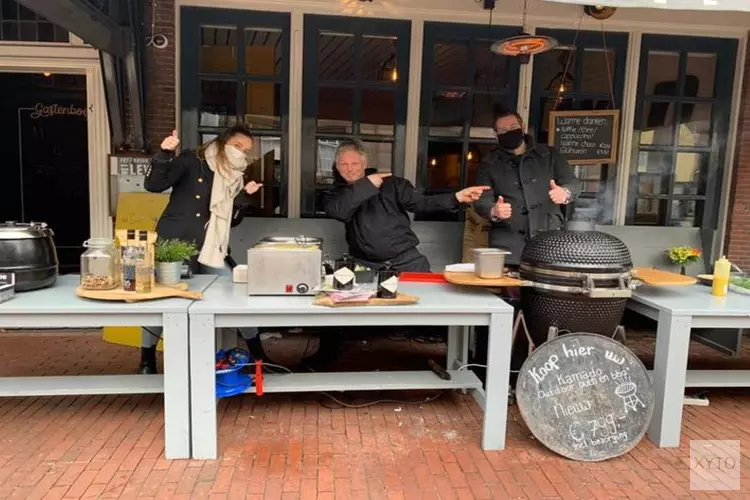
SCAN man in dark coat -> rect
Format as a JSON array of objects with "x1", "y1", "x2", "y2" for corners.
[
  {"x1": 324, "y1": 139, "x2": 488, "y2": 272},
  {"x1": 302, "y1": 140, "x2": 488, "y2": 369},
  {"x1": 471, "y1": 107, "x2": 581, "y2": 386},
  {"x1": 474, "y1": 108, "x2": 581, "y2": 266}
]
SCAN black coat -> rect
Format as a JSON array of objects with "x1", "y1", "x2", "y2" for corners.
[
  {"x1": 324, "y1": 168, "x2": 458, "y2": 262},
  {"x1": 473, "y1": 138, "x2": 580, "y2": 265},
  {"x1": 144, "y1": 150, "x2": 252, "y2": 266}
]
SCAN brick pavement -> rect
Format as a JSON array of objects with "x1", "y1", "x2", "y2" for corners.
[{"x1": 0, "y1": 327, "x2": 749, "y2": 499}]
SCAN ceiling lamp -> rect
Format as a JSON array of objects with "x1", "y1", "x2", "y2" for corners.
[
  {"x1": 490, "y1": 0, "x2": 558, "y2": 63},
  {"x1": 583, "y1": 5, "x2": 617, "y2": 19}
]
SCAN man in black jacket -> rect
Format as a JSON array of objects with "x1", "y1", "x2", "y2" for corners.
[
  {"x1": 474, "y1": 108, "x2": 581, "y2": 265},
  {"x1": 471, "y1": 107, "x2": 581, "y2": 385},
  {"x1": 324, "y1": 140, "x2": 488, "y2": 272},
  {"x1": 303, "y1": 140, "x2": 488, "y2": 369}
]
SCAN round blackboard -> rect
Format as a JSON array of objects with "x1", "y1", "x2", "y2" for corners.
[{"x1": 516, "y1": 333, "x2": 653, "y2": 462}]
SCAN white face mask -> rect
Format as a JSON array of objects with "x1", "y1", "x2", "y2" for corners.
[{"x1": 225, "y1": 145, "x2": 248, "y2": 169}]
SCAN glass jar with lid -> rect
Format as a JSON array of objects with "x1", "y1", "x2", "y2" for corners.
[{"x1": 80, "y1": 238, "x2": 118, "y2": 290}]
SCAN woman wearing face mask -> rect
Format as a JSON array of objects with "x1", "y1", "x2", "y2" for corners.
[{"x1": 137, "y1": 126, "x2": 266, "y2": 374}]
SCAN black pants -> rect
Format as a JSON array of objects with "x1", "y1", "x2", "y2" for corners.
[{"x1": 354, "y1": 247, "x2": 431, "y2": 272}]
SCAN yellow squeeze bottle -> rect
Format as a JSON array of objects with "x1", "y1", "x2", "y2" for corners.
[{"x1": 711, "y1": 256, "x2": 731, "y2": 297}]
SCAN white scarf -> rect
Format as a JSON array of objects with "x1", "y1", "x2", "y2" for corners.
[{"x1": 198, "y1": 143, "x2": 247, "y2": 268}]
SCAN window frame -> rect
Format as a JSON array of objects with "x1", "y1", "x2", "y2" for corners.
[
  {"x1": 626, "y1": 34, "x2": 737, "y2": 230},
  {"x1": 300, "y1": 14, "x2": 411, "y2": 218},
  {"x1": 180, "y1": 6, "x2": 291, "y2": 216},
  {"x1": 417, "y1": 21, "x2": 522, "y2": 222}
]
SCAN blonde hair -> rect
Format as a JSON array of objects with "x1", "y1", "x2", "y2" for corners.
[{"x1": 335, "y1": 139, "x2": 367, "y2": 163}]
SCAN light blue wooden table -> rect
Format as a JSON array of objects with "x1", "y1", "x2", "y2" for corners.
[
  {"x1": 0, "y1": 274, "x2": 216, "y2": 459},
  {"x1": 628, "y1": 284, "x2": 750, "y2": 447},
  {"x1": 188, "y1": 276, "x2": 514, "y2": 459}
]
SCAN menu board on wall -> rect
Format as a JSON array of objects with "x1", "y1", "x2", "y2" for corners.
[{"x1": 548, "y1": 110, "x2": 620, "y2": 165}]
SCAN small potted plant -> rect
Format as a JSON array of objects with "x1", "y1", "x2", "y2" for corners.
[
  {"x1": 154, "y1": 238, "x2": 198, "y2": 285},
  {"x1": 666, "y1": 246, "x2": 701, "y2": 275}
]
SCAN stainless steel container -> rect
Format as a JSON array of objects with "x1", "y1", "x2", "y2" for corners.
[
  {"x1": 472, "y1": 248, "x2": 511, "y2": 279},
  {"x1": 247, "y1": 235, "x2": 323, "y2": 295}
]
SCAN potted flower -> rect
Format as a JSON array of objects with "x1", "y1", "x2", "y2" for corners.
[
  {"x1": 666, "y1": 246, "x2": 702, "y2": 275},
  {"x1": 154, "y1": 238, "x2": 198, "y2": 285}
]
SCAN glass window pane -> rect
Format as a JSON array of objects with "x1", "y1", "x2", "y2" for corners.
[
  {"x1": 433, "y1": 42, "x2": 469, "y2": 86},
  {"x1": 317, "y1": 87, "x2": 352, "y2": 134},
  {"x1": 679, "y1": 102, "x2": 712, "y2": 147},
  {"x1": 674, "y1": 152, "x2": 709, "y2": 196},
  {"x1": 244, "y1": 28, "x2": 281, "y2": 76},
  {"x1": 636, "y1": 151, "x2": 672, "y2": 195},
  {"x1": 19, "y1": 21, "x2": 35, "y2": 41},
  {"x1": 244, "y1": 82, "x2": 281, "y2": 130},
  {"x1": 645, "y1": 51, "x2": 679, "y2": 96},
  {"x1": 471, "y1": 93, "x2": 510, "y2": 139},
  {"x1": 199, "y1": 80, "x2": 238, "y2": 127},
  {"x1": 426, "y1": 140, "x2": 463, "y2": 190},
  {"x1": 640, "y1": 101, "x2": 674, "y2": 146},
  {"x1": 474, "y1": 41, "x2": 512, "y2": 89},
  {"x1": 362, "y1": 35, "x2": 398, "y2": 82},
  {"x1": 200, "y1": 26, "x2": 238, "y2": 74},
  {"x1": 633, "y1": 198, "x2": 668, "y2": 226},
  {"x1": 580, "y1": 48, "x2": 615, "y2": 94},
  {"x1": 53, "y1": 25, "x2": 68, "y2": 43},
  {"x1": 670, "y1": 199, "x2": 704, "y2": 227},
  {"x1": 246, "y1": 135, "x2": 283, "y2": 217},
  {"x1": 2, "y1": 21, "x2": 19, "y2": 41},
  {"x1": 361, "y1": 141, "x2": 392, "y2": 173},
  {"x1": 685, "y1": 53, "x2": 716, "y2": 98},
  {"x1": 316, "y1": 138, "x2": 340, "y2": 185},
  {"x1": 318, "y1": 32, "x2": 354, "y2": 81},
  {"x1": 534, "y1": 48, "x2": 576, "y2": 95},
  {"x1": 2, "y1": 1, "x2": 18, "y2": 21},
  {"x1": 429, "y1": 91, "x2": 466, "y2": 137},
  {"x1": 37, "y1": 22, "x2": 54, "y2": 42},
  {"x1": 466, "y1": 143, "x2": 498, "y2": 185},
  {"x1": 201, "y1": 133, "x2": 218, "y2": 144},
  {"x1": 361, "y1": 89, "x2": 395, "y2": 136}
]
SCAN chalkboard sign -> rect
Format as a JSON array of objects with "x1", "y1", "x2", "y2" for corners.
[
  {"x1": 516, "y1": 333, "x2": 653, "y2": 462},
  {"x1": 548, "y1": 110, "x2": 620, "y2": 165}
]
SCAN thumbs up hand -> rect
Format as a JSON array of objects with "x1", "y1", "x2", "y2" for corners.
[
  {"x1": 491, "y1": 195, "x2": 512, "y2": 220},
  {"x1": 549, "y1": 179, "x2": 570, "y2": 204},
  {"x1": 160, "y1": 130, "x2": 180, "y2": 152}
]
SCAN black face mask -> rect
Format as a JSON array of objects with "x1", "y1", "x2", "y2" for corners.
[{"x1": 497, "y1": 129, "x2": 524, "y2": 151}]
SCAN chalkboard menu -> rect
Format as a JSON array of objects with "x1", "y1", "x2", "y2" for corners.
[
  {"x1": 548, "y1": 110, "x2": 620, "y2": 165},
  {"x1": 516, "y1": 333, "x2": 653, "y2": 462}
]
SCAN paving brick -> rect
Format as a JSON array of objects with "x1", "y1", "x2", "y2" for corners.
[{"x1": 2, "y1": 330, "x2": 750, "y2": 499}]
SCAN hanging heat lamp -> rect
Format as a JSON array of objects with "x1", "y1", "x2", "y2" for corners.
[{"x1": 490, "y1": 0, "x2": 557, "y2": 64}]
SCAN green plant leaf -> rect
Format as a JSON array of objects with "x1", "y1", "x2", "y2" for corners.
[{"x1": 154, "y1": 238, "x2": 199, "y2": 263}]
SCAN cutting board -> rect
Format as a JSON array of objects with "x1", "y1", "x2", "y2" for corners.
[
  {"x1": 76, "y1": 281, "x2": 203, "y2": 302},
  {"x1": 313, "y1": 292, "x2": 419, "y2": 308},
  {"x1": 632, "y1": 267, "x2": 697, "y2": 286},
  {"x1": 443, "y1": 271, "x2": 523, "y2": 287}
]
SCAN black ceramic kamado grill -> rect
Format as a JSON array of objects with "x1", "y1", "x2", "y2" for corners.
[{"x1": 518, "y1": 224, "x2": 637, "y2": 346}]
